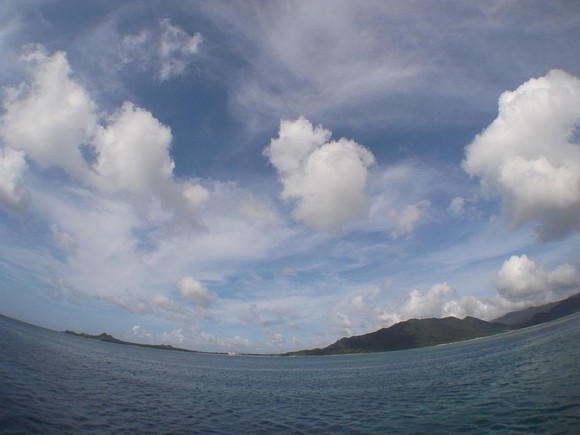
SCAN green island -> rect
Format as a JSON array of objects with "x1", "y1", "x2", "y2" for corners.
[
  {"x1": 66, "y1": 292, "x2": 580, "y2": 356},
  {"x1": 283, "y1": 291, "x2": 580, "y2": 356}
]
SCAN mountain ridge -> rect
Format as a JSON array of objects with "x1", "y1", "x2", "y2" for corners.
[{"x1": 285, "y1": 291, "x2": 580, "y2": 356}]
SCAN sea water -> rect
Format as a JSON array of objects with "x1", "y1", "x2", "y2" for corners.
[{"x1": 1, "y1": 313, "x2": 579, "y2": 433}]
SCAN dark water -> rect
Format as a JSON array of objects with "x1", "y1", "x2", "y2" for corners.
[{"x1": 1, "y1": 314, "x2": 579, "y2": 434}]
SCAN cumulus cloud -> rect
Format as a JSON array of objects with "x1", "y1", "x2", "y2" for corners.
[
  {"x1": 160, "y1": 328, "x2": 185, "y2": 344},
  {"x1": 0, "y1": 45, "x2": 207, "y2": 225},
  {"x1": 92, "y1": 102, "x2": 173, "y2": 192},
  {"x1": 0, "y1": 45, "x2": 97, "y2": 180},
  {"x1": 463, "y1": 69, "x2": 580, "y2": 241},
  {"x1": 92, "y1": 102, "x2": 208, "y2": 225},
  {"x1": 493, "y1": 255, "x2": 579, "y2": 302},
  {"x1": 0, "y1": 147, "x2": 30, "y2": 214},
  {"x1": 132, "y1": 325, "x2": 185, "y2": 345},
  {"x1": 177, "y1": 276, "x2": 217, "y2": 308},
  {"x1": 399, "y1": 282, "x2": 455, "y2": 320},
  {"x1": 132, "y1": 325, "x2": 153, "y2": 340},
  {"x1": 265, "y1": 117, "x2": 375, "y2": 232}
]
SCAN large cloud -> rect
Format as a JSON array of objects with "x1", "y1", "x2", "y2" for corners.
[
  {"x1": 0, "y1": 45, "x2": 207, "y2": 225},
  {"x1": 265, "y1": 117, "x2": 375, "y2": 232},
  {"x1": 493, "y1": 255, "x2": 579, "y2": 302},
  {"x1": 0, "y1": 45, "x2": 97, "y2": 180},
  {"x1": 463, "y1": 69, "x2": 580, "y2": 241},
  {"x1": 92, "y1": 102, "x2": 174, "y2": 193},
  {"x1": 92, "y1": 102, "x2": 207, "y2": 224}
]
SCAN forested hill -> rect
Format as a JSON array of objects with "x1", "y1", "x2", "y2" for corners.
[
  {"x1": 285, "y1": 316, "x2": 509, "y2": 356},
  {"x1": 286, "y1": 291, "x2": 580, "y2": 356}
]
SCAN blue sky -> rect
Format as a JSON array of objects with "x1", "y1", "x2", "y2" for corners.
[{"x1": 1, "y1": 0, "x2": 579, "y2": 353}]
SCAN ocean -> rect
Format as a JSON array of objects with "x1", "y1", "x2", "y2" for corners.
[{"x1": 1, "y1": 313, "x2": 579, "y2": 434}]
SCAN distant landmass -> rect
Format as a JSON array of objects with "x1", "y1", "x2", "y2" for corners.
[
  {"x1": 285, "y1": 291, "x2": 580, "y2": 356},
  {"x1": 64, "y1": 292, "x2": 580, "y2": 357},
  {"x1": 63, "y1": 330, "x2": 220, "y2": 354}
]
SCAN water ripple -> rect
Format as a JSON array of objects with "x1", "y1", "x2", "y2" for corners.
[{"x1": 1, "y1": 314, "x2": 580, "y2": 433}]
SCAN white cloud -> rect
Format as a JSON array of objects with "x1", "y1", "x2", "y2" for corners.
[
  {"x1": 388, "y1": 200, "x2": 431, "y2": 239},
  {"x1": 92, "y1": 102, "x2": 174, "y2": 193},
  {"x1": 237, "y1": 196, "x2": 281, "y2": 226},
  {"x1": 132, "y1": 325, "x2": 185, "y2": 345},
  {"x1": 160, "y1": 328, "x2": 185, "y2": 344},
  {"x1": 1, "y1": 45, "x2": 208, "y2": 226},
  {"x1": 493, "y1": 255, "x2": 579, "y2": 302},
  {"x1": 334, "y1": 311, "x2": 353, "y2": 336},
  {"x1": 91, "y1": 101, "x2": 208, "y2": 225},
  {"x1": 158, "y1": 18, "x2": 203, "y2": 81},
  {"x1": 117, "y1": 18, "x2": 202, "y2": 82},
  {"x1": 265, "y1": 117, "x2": 375, "y2": 232},
  {"x1": 50, "y1": 224, "x2": 77, "y2": 253},
  {"x1": 399, "y1": 282, "x2": 455, "y2": 320},
  {"x1": 132, "y1": 325, "x2": 153, "y2": 340},
  {"x1": 0, "y1": 45, "x2": 97, "y2": 181},
  {"x1": 447, "y1": 196, "x2": 465, "y2": 217},
  {"x1": 177, "y1": 276, "x2": 217, "y2": 308},
  {"x1": 0, "y1": 147, "x2": 30, "y2": 214},
  {"x1": 463, "y1": 69, "x2": 580, "y2": 241}
]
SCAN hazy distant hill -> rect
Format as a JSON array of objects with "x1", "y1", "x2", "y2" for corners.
[
  {"x1": 285, "y1": 317, "x2": 509, "y2": 356},
  {"x1": 493, "y1": 302, "x2": 559, "y2": 325},
  {"x1": 518, "y1": 292, "x2": 580, "y2": 327},
  {"x1": 287, "y1": 292, "x2": 580, "y2": 356},
  {"x1": 63, "y1": 330, "x2": 204, "y2": 353},
  {"x1": 493, "y1": 292, "x2": 580, "y2": 326}
]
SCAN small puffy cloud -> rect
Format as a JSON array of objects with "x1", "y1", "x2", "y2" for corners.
[
  {"x1": 161, "y1": 328, "x2": 185, "y2": 344},
  {"x1": 463, "y1": 69, "x2": 580, "y2": 241},
  {"x1": 265, "y1": 117, "x2": 375, "y2": 232},
  {"x1": 268, "y1": 331, "x2": 285, "y2": 345},
  {"x1": 399, "y1": 282, "x2": 455, "y2": 320},
  {"x1": 132, "y1": 325, "x2": 153, "y2": 340},
  {"x1": 388, "y1": 200, "x2": 431, "y2": 238},
  {"x1": 118, "y1": 18, "x2": 202, "y2": 82},
  {"x1": 0, "y1": 147, "x2": 30, "y2": 214},
  {"x1": 158, "y1": 18, "x2": 203, "y2": 81},
  {"x1": 493, "y1": 255, "x2": 579, "y2": 302},
  {"x1": 177, "y1": 276, "x2": 217, "y2": 308},
  {"x1": 447, "y1": 196, "x2": 465, "y2": 217},
  {"x1": 0, "y1": 45, "x2": 97, "y2": 180},
  {"x1": 50, "y1": 224, "x2": 77, "y2": 253},
  {"x1": 132, "y1": 325, "x2": 185, "y2": 345}
]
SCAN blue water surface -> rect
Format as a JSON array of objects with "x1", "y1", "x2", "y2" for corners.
[{"x1": 1, "y1": 313, "x2": 579, "y2": 433}]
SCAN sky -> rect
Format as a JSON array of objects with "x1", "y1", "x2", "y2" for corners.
[{"x1": 0, "y1": 0, "x2": 579, "y2": 353}]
